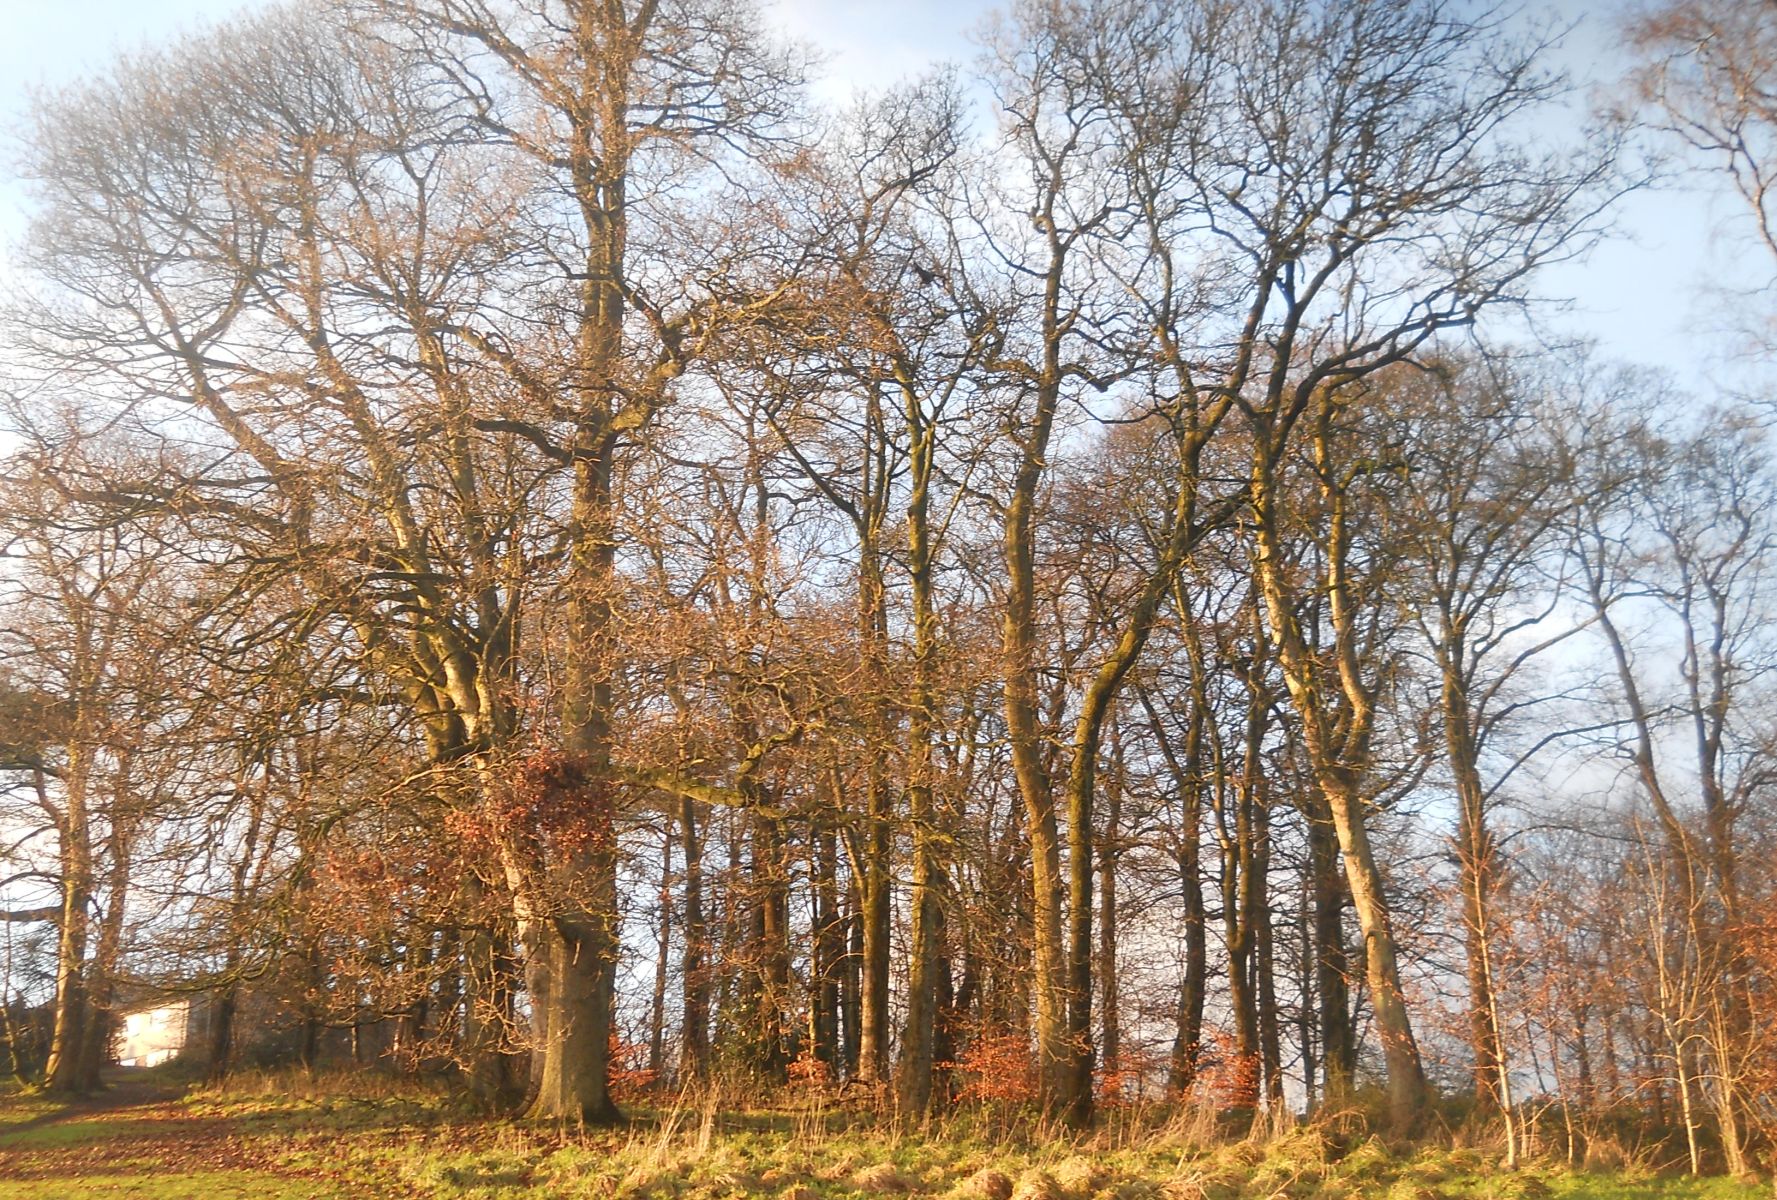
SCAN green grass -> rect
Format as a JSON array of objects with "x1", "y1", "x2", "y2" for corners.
[
  {"x1": 0, "y1": 1114, "x2": 167, "y2": 1147},
  {"x1": 0, "y1": 1074, "x2": 1766, "y2": 1200}
]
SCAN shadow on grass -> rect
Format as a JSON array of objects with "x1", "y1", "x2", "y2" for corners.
[{"x1": 0, "y1": 1071, "x2": 188, "y2": 1143}]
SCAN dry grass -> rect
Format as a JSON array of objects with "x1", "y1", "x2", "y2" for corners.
[
  {"x1": 854, "y1": 1163, "x2": 914, "y2": 1192},
  {"x1": 1, "y1": 1072, "x2": 1770, "y2": 1200},
  {"x1": 954, "y1": 1168, "x2": 1014, "y2": 1200}
]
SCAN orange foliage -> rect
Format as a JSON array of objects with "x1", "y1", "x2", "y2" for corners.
[
  {"x1": 607, "y1": 1032, "x2": 658, "y2": 1103},
  {"x1": 788, "y1": 1048, "x2": 831, "y2": 1089},
  {"x1": 1193, "y1": 1030, "x2": 1261, "y2": 1109},
  {"x1": 948, "y1": 1032, "x2": 1037, "y2": 1107}
]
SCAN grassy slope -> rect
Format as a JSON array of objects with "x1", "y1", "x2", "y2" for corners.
[{"x1": 0, "y1": 1073, "x2": 1763, "y2": 1200}]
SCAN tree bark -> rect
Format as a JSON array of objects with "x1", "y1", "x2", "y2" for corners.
[
  {"x1": 648, "y1": 817, "x2": 673, "y2": 1083},
  {"x1": 45, "y1": 755, "x2": 92, "y2": 1094},
  {"x1": 812, "y1": 824, "x2": 842, "y2": 1074},
  {"x1": 680, "y1": 797, "x2": 709, "y2": 1080},
  {"x1": 896, "y1": 388, "x2": 947, "y2": 1119},
  {"x1": 1250, "y1": 428, "x2": 1428, "y2": 1127}
]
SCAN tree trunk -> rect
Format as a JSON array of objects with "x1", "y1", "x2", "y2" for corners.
[
  {"x1": 857, "y1": 559, "x2": 894, "y2": 1087},
  {"x1": 648, "y1": 817, "x2": 672, "y2": 1083},
  {"x1": 538, "y1": 391, "x2": 623, "y2": 1122},
  {"x1": 1221, "y1": 665, "x2": 1266, "y2": 1111},
  {"x1": 897, "y1": 412, "x2": 946, "y2": 1118},
  {"x1": 1441, "y1": 649, "x2": 1511, "y2": 1119},
  {"x1": 1251, "y1": 438, "x2": 1428, "y2": 1126},
  {"x1": 464, "y1": 878, "x2": 517, "y2": 1108},
  {"x1": 1253, "y1": 798, "x2": 1283, "y2": 1108},
  {"x1": 1097, "y1": 730, "x2": 1122, "y2": 1090},
  {"x1": 813, "y1": 824, "x2": 842, "y2": 1074},
  {"x1": 202, "y1": 980, "x2": 236, "y2": 1080},
  {"x1": 842, "y1": 894, "x2": 863, "y2": 1076},
  {"x1": 1308, "y1": 786, "x2": 1355, "y2": 1105},
  {"x1": 1145, "y1": 690, "x2": 1207, "y2": 1097},
  {"x1": 44, "y1": 758, "x2": 92, "y2": 1094},
  {"x1": 1323, "y1": 770, "x2": 1428, "y2": 1121},
  {"x1": 77, "y1": 799, "x2": 133, "y2": 1091},
  {"x1": 680, "y1": 797, "x2": 709, "y2": 1080},
  {"x1": 525, "y1": 901, "x2": 618, "y2": 1123},
  {"x1": 751, "y1": 809, "x2": 790, "y2": 1082}
]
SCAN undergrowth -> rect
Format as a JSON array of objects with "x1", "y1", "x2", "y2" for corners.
[
  {"x1": 225, "y1": 1075, "x2": 1772, "y2": 1200},
  {"x1": 1, "y1": 1069, "x2": 1768, "y2": 1200}
]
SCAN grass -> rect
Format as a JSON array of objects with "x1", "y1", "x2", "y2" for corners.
[
  {"x1": 0, "y1": 1071, "x2": 1765, "y2": 1200},
  {"x1": 0, "y1": 1170, "x2": 346, "y2": 1199}
]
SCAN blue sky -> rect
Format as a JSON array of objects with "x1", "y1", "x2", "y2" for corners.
[{"x1": 1, "y1": 0, "x2": 1764, "y2": 391}]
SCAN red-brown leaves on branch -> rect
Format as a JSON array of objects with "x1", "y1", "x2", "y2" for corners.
[
  {"x1": 949, "y1": 1032, "x2": 1036, "y2": 1108},
  {"x1": 450, "y1": 747, "x2": 617, "y2": 865}
]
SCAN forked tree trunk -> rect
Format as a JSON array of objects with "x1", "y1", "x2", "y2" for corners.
[
  {"x1": 897, "y1": 403, "x2": 946, "y2": 1119},
  {"x1": 1251, "y1": 435, "x2": 1428, "y2": 1128}
]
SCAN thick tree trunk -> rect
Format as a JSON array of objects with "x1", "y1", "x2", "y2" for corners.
[
  {"x1": 897, "y1": 778, "x2": 943, "y2": 1115},
  {"x1": 537, "y1": 373, "x2": 623, "y2": 1121},
  {"x1": 524, "y1": 901, "x2": 618, "y2": 1123},
  {"x1": 1323, "y1": 770, "x2": 1428, "y2": 1121},
  {"x1": 1003, "y1": 536, "x2": 1069, "y2": 1121},
  {"x1": 209, "y1": 983, "x2": 239, "y2": 1078},
  {"x1": 76, "y1": 804, "x2": 132, "y2": 1091},
  {"x1": 44, "y1": 759, "x2": 92, "y2": 1094}
]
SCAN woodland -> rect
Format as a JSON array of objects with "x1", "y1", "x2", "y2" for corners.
[{"x1": 0, "y1": 0, "x2": 1775, "y2": 1189}]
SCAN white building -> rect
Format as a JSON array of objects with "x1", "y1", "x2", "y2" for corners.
[{"x1": 116, "y1": 999, "x2": 190, "y2": 1068}]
